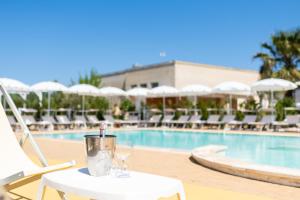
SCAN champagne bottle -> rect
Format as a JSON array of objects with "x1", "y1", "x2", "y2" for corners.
[{"x1": 99, "y1": 123, "x2": 105, "y2": 137}]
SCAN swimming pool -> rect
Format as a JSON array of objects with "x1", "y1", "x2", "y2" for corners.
[{"x1": 36, "y1": 129, "x2": 300, "y2": 169}]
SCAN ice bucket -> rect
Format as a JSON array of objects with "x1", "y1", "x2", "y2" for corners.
[{"x1": 84, "y1": 135, "x2": 116, "y2": 176}]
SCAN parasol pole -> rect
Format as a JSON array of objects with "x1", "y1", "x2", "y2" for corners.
[
  {"x1": 229, "y1": 94, "x2": 232, "y2": 115},
  {"x1": 47, "y1": 91, "x2": 51, "y2": 116},
  {"x1": 271, "y1": 90, "x2": 274, "y2": 121},
  {"x1": 82, "y1": 95, "x2": 85, "y2": 117},
  {"x1": 194, "y1": 95, "x2": 197, "y2": 115},
  {"x1": 162, "y1": 96, "x2": 165, "y2": 116}
]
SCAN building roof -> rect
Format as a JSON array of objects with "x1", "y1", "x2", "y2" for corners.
[{"x1": 101, "y1": 60, "x2": 258, "y2": 77}]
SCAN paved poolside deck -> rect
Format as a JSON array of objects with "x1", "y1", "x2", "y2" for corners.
[{"x1": 12, "y1": 135, "x2": 300, "y2": 200}]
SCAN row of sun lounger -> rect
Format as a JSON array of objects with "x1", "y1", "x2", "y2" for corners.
[
  {"x1": 8, "y1": 113, "x2": 145, "y2": 131},
  {"x1": 8, "y1": 114, "x2": 106, "y2": 131},
  {"x1": 141, "y1": 114, "x2": 300, "y2": 131},
  {"x1": 8, "y1": 112, "x2": 300, "y2": 131}
]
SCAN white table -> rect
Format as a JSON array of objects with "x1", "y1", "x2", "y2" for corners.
[{"x1": 37, "y1": 168, "x2": 186, "y2": 200}]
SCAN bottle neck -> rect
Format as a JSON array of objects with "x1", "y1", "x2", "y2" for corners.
[{"x1": 99, "y1": 129, "x2": 103, "y2": 136}]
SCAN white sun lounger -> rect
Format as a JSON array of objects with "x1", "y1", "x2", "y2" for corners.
[
  {"x1": 220, "y1": 115, "x2": 236, "y2": 129},
  {"x1": 161, "y1": 115, "x2": 175, "y2": 127},
  {"x1": 144, "y1": 114, "x2": 162, "y2": 127},
  {"x1": 227, "y1": 115, "x2": 256, "y2": 130},
  {"x1": 188, "y1": 115, "x2": 205, "y2": 129},
  {"x1": 42, "y1": 115, "x2": 71, "y2": 130},
  {"x1": 7, "y1": 115, "x2": 20, "y2": 131},
  {"x1": 120, "y1": 115, "x2": 140, "y2": 127},
  {"x1": 102, "y1": 114, "x2": 118, "y2": 127},
  {"x1": 221, "y1": 115, "x2": 235, "y2": 124},
  {"x1": 285, "y1": 115, "x2": 300, "y2": 126},
  {"x1": 55, "y1": 115, "x2": 73, "y2": 129},
  {"x1": 86, "y1": 115, "x2": 102, "y2": 128},
  {"x1": 169, "y1": 115, "x2": 190, "y2": 128},
  {"x1": 41, "y1": 115, "x2": 57, "y2": 130},
  {"x1": 248, "y1": 115, "x2": 275, "y2": 131},
  {"x1": 240, "y1": 115, "x2": 257, "y2": 130},
  {"x1": 22, "y1": 115, "x2": 51, "y2": 131},
  {"x1": 0, "y1": 84, "x2": 75, "y2": 191},
  {"x1": 74, "y1": 115, "x2": 87, "y2": 129},
  {"x1": 272, "y1": 115, "x2": 300, "y2": 131},
  {"x1": 205, "y1": 115, "x2": 221, "y2": 129}
]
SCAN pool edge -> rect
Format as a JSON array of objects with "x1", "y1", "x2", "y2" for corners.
[{"x1": 192, "y1": 145, "x2": 300, "y2": 187}]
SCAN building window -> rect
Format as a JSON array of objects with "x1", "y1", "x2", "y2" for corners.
[
  {"x1": 131, "y1": 84, "x2": 137, "y2": 88},
  {"x1": 151, "y1": 82, "x2": 159, "y2": 88},
  {"x1": 140, "y1": 83, "x2": 147, "y2": 88}
]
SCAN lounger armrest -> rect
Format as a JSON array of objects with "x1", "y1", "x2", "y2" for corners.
[
  {"x1": 228, "y1": 120, "x2": 242, "y2": 124},
  {"x1": 272, "y1": 121, "x2": 288, "y2": 126},
  {"x1": 190, "y1": 120, "x2": 204, "y2": 123},
  {"x1": 26, "y1": 160, "x2": 76, "y2": 177},
  {"x1": 248, "y1": 122, "x2": 262, "y2": 125},
  {"x1": 99, "y1": 120, "x2": 113, "y2": 124},
  {"x1": 206, "y1": 121, "x2": 221, "y2": 124},
  {"x1": 0, "y1": 171, "x2": 24, "y2": 186}
]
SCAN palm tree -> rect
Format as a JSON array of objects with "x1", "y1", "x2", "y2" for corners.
[
  {"x1": 254, "y1": 30, "x2": 300, "y2": 81},
  {"x1": 254, "y1": 52, "x2": 275, "y2": 79}
]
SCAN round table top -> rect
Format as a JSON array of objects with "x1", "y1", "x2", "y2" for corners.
[{"x1": 41, "y1": 168, "x2": 185, "y2": 200}]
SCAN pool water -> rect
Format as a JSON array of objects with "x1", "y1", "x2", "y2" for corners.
[{"x1": 36, "y1": 130, "x2": 300, "y2": 169}]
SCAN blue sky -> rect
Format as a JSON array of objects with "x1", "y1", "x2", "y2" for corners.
[{"x1": 0, "y1": 0, "x2": 299, "y2": 85}]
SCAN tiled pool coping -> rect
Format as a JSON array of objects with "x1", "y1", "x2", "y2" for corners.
[
  {"x1": 192, "y1": 145, "x2": 300, "y2": 187},
  {"x1": 31, "y1": 127, "x2": 300, "y2": 138}
]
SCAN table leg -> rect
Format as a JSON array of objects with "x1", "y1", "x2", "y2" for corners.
[
  {"x1": 57, "y1": 190, "x2": 68, "y2": 200},
  {"x1": 177, "y1": 184, "x2": 186, "y2": 200},
  {"x1": 36, "y1": 181, "x2": 46, "y2": 200}
]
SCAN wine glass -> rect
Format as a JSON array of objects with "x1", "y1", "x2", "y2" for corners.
[{"x1": 114, "y1": 140, "x2": 134, "y2": 177}]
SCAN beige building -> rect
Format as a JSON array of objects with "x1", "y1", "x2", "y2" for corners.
[{"x1": 101, "y1": 60, "x2": 259, "y2": 89}]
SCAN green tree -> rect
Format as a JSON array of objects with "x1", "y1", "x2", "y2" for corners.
[
  {"x1": 254, "y1": 29, "x2": 300, "y2": 81},
  {"x1": 26, "y1": 92, "x2": 40, "y2": 109},
  {"x1": 69, "y1": 69, "x2": 108, "y2": 114},
  {"x1": 79, "y1": 68, "x2": 102, "y2": 87},
  {"x1": 10, "y1": 94, "x2": 25, "y2": 108}
]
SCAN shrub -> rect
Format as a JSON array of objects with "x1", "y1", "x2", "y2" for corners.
[
  {"x1": 120, "y1": 99, "x2": 135, "y2": 112},
  {"x1": 275, "y1": 97, "x2": 295, "y2": 121},
  {"x1": 235, "y1": 110, "x2": 244, "y2": 121},
  {"x1": 240, "y1": 97, "x2": 260, "y2": 111},
  {"x1": 197, "y1": 101, "x2": 209, "y2": 120},
  {"x1": 175, "y1": 98, "x2": 193, "y2": 109},
  {"x1": 174, "y1": 110, "x2": 181, "y2": 120}
]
